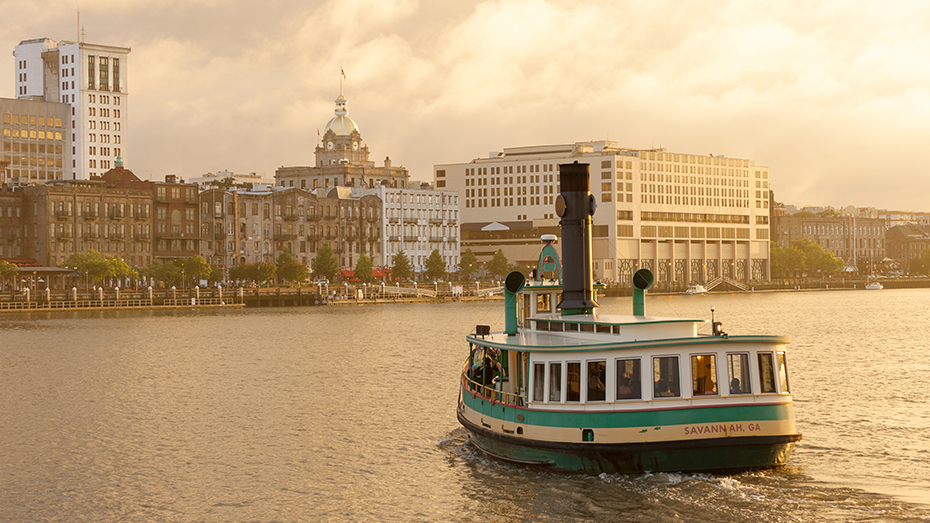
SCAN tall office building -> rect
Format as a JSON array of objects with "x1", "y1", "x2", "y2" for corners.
[
  {"x1": 14, "y1": 37, "x2": 130, "y2": 180},
  {"x1": 435, "y1": 141, "x2": 772, "y2": 285}
]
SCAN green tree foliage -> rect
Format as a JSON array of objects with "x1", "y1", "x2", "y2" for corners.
[
  {"x1": 276, "y1": 248, "x2": 309, "y2": 283},
  {"x1": 459, "y1": 248, "x2": 479, "y2": 280},
  {"x1": 103, "y1": 256, "x2": 138, "y2": 283},
  {"x1": 487, "y1": 249, "x2": 510, "y2": 279},
  {"x1": 391, "y1": 250, "x2": 412, "y2": 281},
  {"x1": 770, "y1": 239, "x2": 845, "y2": 278},
  {"x1": 0, "y1": 260, "x2": 19, "y2": 289},
  {"x1": 141, "y1": 260, "x2": 182, "y2": 286},
  {"x1": 181, "y1": 256, "x2": 213, "y2": 285},
  {"x1": 354, "y1": 254, "x2": 374, "y2": 283},
  {"x1": 312, "y1": 243, "x2": 340, "y2": 281},
  {"x1": 62, "y1": 250, "x2": 109, "y2": 283},
  {"x1": 208, "y1": 176, "x2": 253, "y2": 191},
  {"x1": 425, "y1": 249, "x2": 446, "y2": 281}
]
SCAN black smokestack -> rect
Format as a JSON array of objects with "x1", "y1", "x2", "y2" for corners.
[{"x1": 556, "y1": 162, "x2": 598, "y2": 315}]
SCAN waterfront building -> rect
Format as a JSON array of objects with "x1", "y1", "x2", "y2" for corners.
[
  {"x1": 14, "y1": 37, "x2": 130, "y2": 180},
  {"x1": 274, "y1": 88, "x2": 459, "y2": 277},
  {"x1": 200, "y1": 186, "x2": 383, "y2": 276},
  {"x1": 0, "y1": 187, "x2": 25, "y2": 262},
  {"x1": 1, "y1": 97, "x2": 72, "y2": 184},
  {"x1": 275, "y1": 91, "x2": 411, "y2": 190},
  {"x1": 93, "y1": 160, "x2": 200, "y2": 263},
  {"x1": 351, "y1": 185, "x2": 459, "y2": 273},
  {"x1": 19, "y1": 180, "x2": 152, "y2": 268},
  {"x1": 773, "y1": 209, "x2": 886, "y2": 272},
  {"x1": 886, "y1": 224, "x2": 930, "y2": 270},
  {"x1": 435, "y1": 141, "x2": 771, "y2": 285}
]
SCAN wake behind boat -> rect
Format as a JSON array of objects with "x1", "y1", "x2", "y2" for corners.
[{"x1": 456, "y1": 162, "x2": 801, "y2": 474}]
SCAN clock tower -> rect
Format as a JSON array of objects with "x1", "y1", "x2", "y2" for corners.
[{"x1": 315, "y1": 92, "x2": 370, "y2": 167}]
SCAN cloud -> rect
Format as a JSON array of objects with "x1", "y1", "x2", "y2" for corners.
[{"x1": 3, "y1": 0, "x2": 930, "y2": 209}]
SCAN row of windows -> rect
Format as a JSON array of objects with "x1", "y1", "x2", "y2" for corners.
[
  {"x1": 2, "y1": 114, "x2": 64, "y2": 127},
  {"x1": 2, "y1": 128, "x2": 64, "y2": 141},
  {"x1": 530, "y1": 352, "x2": 789, "y2": 404}
]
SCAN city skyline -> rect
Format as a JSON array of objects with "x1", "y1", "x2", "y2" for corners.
[{"x1": 3, "y1": 0, "x2": 930, "y2": 210}]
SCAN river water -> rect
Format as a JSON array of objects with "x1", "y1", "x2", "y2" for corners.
[{"x1": 1, "y1": 289, "x2": 929, "y2": 522}]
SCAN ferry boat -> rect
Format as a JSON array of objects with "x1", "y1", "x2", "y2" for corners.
[
  {"x1": 456, "y1": 162, "x2": 801, "y2": 474},
  {"x1": 684, "y1": 284, "x2": 707, "y2": 295},
  {"x1": 865, "y1": 281, "x2": 883, "y2": 290}
]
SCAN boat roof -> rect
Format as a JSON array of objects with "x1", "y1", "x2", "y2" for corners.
[{"x1": 468, "y1": 311, "x2": 790, "y2": 352}]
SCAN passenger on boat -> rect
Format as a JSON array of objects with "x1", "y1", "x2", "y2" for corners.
[
  {"x1": 655, "y1": 379, "x2": 674, "y2": 397},
  {"x1": 617, "y1": 377, "x2": 634, "y2": 397},
  {"x1": 730, "y1": 378, "x2": 742, "y2": 394}
]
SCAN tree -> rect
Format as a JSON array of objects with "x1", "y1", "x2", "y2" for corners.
[
  {"x1": 488, "y1": 249, "x2": 510, "y2": 280},
  {"x1": 102, "y1": 256, "x2": 137, "y2": 285},
  {"x1": 62, "y1": 250, "x2": 108, "y2": 286},
  {"x1": 181, "y1": 255, "x2": 213, "y2": 286},
  {"x1": 253, "y1": 261, "x2": 277, "y2": 285},
  {"x1": 0, "y1": 260, "x2": 19, "y2": 290},
  {"x1": 425, "y1": 249, "x2": 446, "y2": 281},
  {"x1": 459, "y1": 248, "x2": 479, "y2": 281},
  {"x1": 276, "y1": 249, "x2": 309, "y2": 283},
  {"x1": 391, "y1": 250, "x2": 412, "y2": 281},
  {"x1": 141, "y1": 260, "x2": 182, "y2": 287},
  {"x1": 770, "y1": 239, "x2": 843, "y2": 278},
  {"x1": 312, "y1": 243, "x2": 340, "y2": 281},
  {"x1": 354, "y1": 254, "x2": 374, "y2": 283}
]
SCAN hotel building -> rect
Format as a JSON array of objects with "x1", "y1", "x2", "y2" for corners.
[
  {"x1": 14, "y1": 37, "x2": 130, "y2": 180},
  {"x1": 435, "y1": 141, "x2": 772, "y2": 285}
]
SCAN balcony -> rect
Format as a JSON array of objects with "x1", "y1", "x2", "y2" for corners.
[
  {"x1": 83, "y1": 211, "x2": 98, "y2": 219},
  {"x1": 274, "y1": 233, "x2": 297, "y2": 241},
  {"x1": 429, "y1": 217, "x2": 443, "y2": 224},
  {"x1": 214, "y1": 230, "x2": 226, "y2": 239},
  {"x1": 54, "y1": 211, "x2": 71, "y2": 220},
  {"x1": 388, "y1": 217, "x2": 399, "y2": 224},
  {"x1": 133, "y1": 213, "x2": 147, "y2": 221},
  {"x1": 306, "y1": 213, "x2": 321, "y2": 221},
  {"x1": 282, "y1": 213, "x2": 298, "y2": 221}
]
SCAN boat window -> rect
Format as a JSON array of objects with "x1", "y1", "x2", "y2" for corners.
[
  {"x1": 612, "y1": 325, "x2": 622, "y2": 334},
  {"x1": 533, "y1": 363, "x2": 545, "y2": 402},
  {"x1": 521, "y1": 294, "x2": 531, "y2": 325},
  {"x1": 653, "y1": 356, "x2": 681, "y2": 398},
  {"x1": 596, "y1": 324, "x2": 611, "y2": 333},
  {"x1": 581, "y1": 323, "x2": 594, "y2": 332},
  {"x1": 726, "y1": 353, "x2": 752, "y2": 394},
  {"x1": 616, "y1": 358, "x2": 641, "y2": 400},
  {"x1": 536, "y1": 320, "x2": 549, "y2": 331},
  {"x1": 691, "y1": 355, "x2": 718, "y2": 396},
  {"x1": 537, "y1": 293, "x2": 550, "y2": 313},
  {"x1": 567, "y1": 362, "x2": 581, "y2": 402},
  {"x1": 777, "y1": 352, "x2": 790, "y2": 393},
  {"x1": 549, "y1": 362, "x2": 562, "y2": 402},
  {"x1": 586, "y1": 361, "x2": 606, "y2": 401},
  {"x1": 550, "y1": 322, "x2": 563, "y2": 332},
  {"x1": 758, "y1": 352, "x2": 776, "y2": 393}
]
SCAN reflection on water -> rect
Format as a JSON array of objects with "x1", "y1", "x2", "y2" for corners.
[{"x1": 1, "y1": 290, "x2": 929, "y2": 521}]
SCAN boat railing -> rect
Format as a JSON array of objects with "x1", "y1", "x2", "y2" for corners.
[{"x1": 462, "y1": 371, "x2": 525, "y2": 406}]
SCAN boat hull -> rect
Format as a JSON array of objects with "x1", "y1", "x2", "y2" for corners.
[{"x1": 458, "y1": 410, "x2": 799, "y2": 474}]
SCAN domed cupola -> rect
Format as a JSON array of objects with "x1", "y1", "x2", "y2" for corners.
[{"x1": 324, "y1": 92, "x2": 360, "y2": 136}]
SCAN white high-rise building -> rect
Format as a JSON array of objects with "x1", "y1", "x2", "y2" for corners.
[
  {"x1": 435, "y1": 141, "x2": 772, "y2": 285},
  {"x1": 14, "y1": 37, "x2": 130, "y2": 180}
]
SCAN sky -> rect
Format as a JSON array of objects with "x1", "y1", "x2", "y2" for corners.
[{"x1": 3, "y1": 0, "x2": 930, "y2": 211}]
